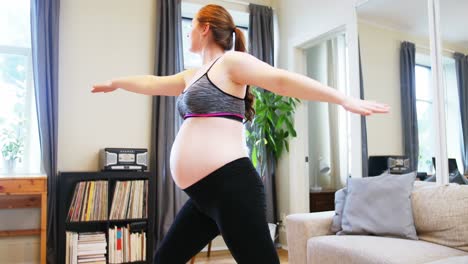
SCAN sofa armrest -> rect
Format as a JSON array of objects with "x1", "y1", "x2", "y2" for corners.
[{"x1": 286, "y1": 211, "x2": 335, "y2": 264}]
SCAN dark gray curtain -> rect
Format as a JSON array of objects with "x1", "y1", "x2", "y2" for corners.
[
  {"x1": 249, "y1": 4, "x2": 274, "y2": 65},
  {"x1": 248, "y1": 4, "x2": 277, "y2": 226},
  {"x1": 455, "y1": 52, "x2": 468, "y2": 174},
  {"x1": 358, "y1": 38, "x2": 369, "y2": 177},
  {"x1": 30, "y1": 0, "x2": 60, "y2": 263},
  {"x1": 400, "y1": 42, "x2": 419, "y2": 172},
  {"x1": 151, "y1": 0, "x2": 187, "y2": 254}
]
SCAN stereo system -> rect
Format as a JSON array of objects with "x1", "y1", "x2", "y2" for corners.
[{"x1": 100, "y1": 148, "x2": 148, "y2": 171}]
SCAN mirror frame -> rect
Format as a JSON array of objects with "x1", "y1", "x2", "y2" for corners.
[
  {"x1": 354, "y1": 0, "x2": 449, "y2": 184},
  {"x1": 428, "y1": 0, "x2": 449, "y2": 184}
]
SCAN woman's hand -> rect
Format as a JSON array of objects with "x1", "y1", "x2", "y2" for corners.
[
  {"x1": 91, "y1": 82, "x2": 117, "y2": 93},
  {"x1": 341, "y1": 97, "x2": 390, "y2": 116},
  {"x1": 90, "y1": 72, "x2": 189, "y2": 96}
]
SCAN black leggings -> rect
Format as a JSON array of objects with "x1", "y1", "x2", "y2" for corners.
[{"x1": 153, "y1": 157, "x2": 280, "y2": 264}]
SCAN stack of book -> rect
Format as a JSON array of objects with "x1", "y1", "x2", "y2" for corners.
[
  {"x1": 67, "y1": 181, "x2": 108, "y2": 222},
  {"x1": 66, "y1": 232, "x2": 107, "y2": 264},
  {"x1": 109, "y1": 225, "x2": 146, "y2": 263},
  {"x1": 109, "y1": 180, "x2": 148, "y2": 220}
]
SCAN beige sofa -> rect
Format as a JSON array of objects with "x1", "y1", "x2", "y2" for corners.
[{"x1": 286, "y1": 182, "x2": 468, "y2": 264}]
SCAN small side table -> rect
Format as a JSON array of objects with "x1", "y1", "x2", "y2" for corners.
[
  {"x1": 310, "y1": 189, "x2": 336, "y2": 212},
  {"x1": 0, "y1": 176, "x2": 47, "y2": 264}
]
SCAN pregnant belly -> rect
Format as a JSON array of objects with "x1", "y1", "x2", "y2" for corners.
[{"x1": 169, "y1": 118, "x2": 249, "y2": 189}]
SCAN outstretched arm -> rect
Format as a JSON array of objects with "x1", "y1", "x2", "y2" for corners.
[
  {"x1": 91, "y1": 69, "x2": 194, "y2": 96},
  {"x1": 224, "y1": 51, "x2": 389, "y2": 115}
]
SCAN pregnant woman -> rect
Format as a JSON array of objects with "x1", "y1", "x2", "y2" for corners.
[{"x1": 92, "y1": 4, "x2": 389, "y2": 264}]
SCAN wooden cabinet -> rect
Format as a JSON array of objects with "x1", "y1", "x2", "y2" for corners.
[
  {"x1": 0, "y1": 176, "x2": 47, "y2": 264},
  {"x1": 309, "y1": 189, "x2": 336, "y2": 212}
]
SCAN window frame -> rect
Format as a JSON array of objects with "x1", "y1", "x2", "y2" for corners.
[
  {"x1": 415, "y1": 63, "x2": 434, "y2": 173},
  {"x1": 414, "y1": 61, "x2": 464, "y2": 174},
  {"x1": 0, "y1": 45, "x2": 39, "y2": 174},
  {"x1": 415, "y1": 63, "x2": 432, "y2": 104}
]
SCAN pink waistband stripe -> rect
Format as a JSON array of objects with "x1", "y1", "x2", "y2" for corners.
[{"x1": 184, "y1": 112, "x2": 244, "y2": 119}]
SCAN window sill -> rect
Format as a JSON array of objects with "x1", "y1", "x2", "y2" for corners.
[{"x1": 0, "y1": 173, "x2": 47, "y2": 179}]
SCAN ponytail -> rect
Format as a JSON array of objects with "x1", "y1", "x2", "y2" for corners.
[
  {"x1": 233, "y1": 27, "x2": 254, "y2": 121},
  {"x1": 234, "y1": 27, "x2": 247, "y2": 52}
]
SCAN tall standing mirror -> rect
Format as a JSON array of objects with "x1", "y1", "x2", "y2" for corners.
[
  {"x1": 305, "y1": 31, "x2": 350, "y2": 193},
  {"x1": 439, "y1": 0, "x2": 468, "y2": 184},
  {"x1": 356, "y1": 0, "x2": 434, "y2": 177}
]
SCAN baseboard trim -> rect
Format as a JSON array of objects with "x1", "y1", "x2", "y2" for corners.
[
  {"x1": 199, "y1": 245, "x2": 229, "y2": 252},
  {"x1": 199, "y1": 243, "x2": 287, "y2": 252}
]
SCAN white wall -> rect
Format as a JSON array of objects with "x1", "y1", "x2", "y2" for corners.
[
  {"x1": 185, "y1": 0, "x2": 272, "y2": 13},
  {"x1": 57, "y1": 0, "x2": 155, "y2": 171},
  {"x1": 358, "y1": 21, "x2": 433, "y2": 156},
  {"x1": 272, "y1": 0, "x2": 361, "y2": 247}
]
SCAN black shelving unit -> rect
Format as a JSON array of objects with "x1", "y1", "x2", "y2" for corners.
[{"x1": 57, "y1": 171, "x2": 154, "y2": 264}]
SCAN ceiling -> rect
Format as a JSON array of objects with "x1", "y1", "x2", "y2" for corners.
[{"x1": 357, "y1": 0, "x2": 468, "y2": 49}]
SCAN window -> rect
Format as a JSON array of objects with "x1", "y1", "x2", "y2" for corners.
[
  {"x1": 181, "y1": 17, "x2": 249, "y2": 69},
  {"x1": 415, "y1": 64, "x2": 434, "y2": 172},
  {"x1": 443, "y1": 57, "x2": 463, "y2": 173},
  {"x1": 181, "y1": 17, "x2": 203, "y2": 69},
  {"x1": 0, "y1": 0, "x2": 41, "y2": 174},
  {"x1": 415, "y1": 56, "x2": 463, "y2": 173},
  {"x1": 181, "y1": 2, "x2": 249, "y2": 69}
]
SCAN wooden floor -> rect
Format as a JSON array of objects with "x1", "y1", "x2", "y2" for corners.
[{"x1": 191, "y1": 248, "x2": 288, "y2": 264}]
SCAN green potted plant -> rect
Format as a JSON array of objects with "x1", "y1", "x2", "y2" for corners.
[
  {"x1": 1, "y1": 127, "x2": 24, "y2": 173},
  {"x1": 245, "y1": 87, "x2": 300, "y2": 242},
  {"x1": 246, "y1": 87, "x2": 300, "y2": 181}
]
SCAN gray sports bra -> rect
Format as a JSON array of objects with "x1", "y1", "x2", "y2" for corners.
[{"x1": 176, "y1": 57, "x2": 247, "y2": 123}]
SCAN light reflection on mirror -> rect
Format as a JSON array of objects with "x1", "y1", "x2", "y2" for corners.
[
  {"x1": 439, "y1": 0, "x2": 468, "y2": 183},
  {"x1": 305, "y1": 32, "x2": 350, "y2": 191},
  {"x1": 356, "y1": 0, "x2": 435, "y2": 176}
]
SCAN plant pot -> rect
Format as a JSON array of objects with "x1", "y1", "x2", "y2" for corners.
[
  {"x1": 2, "y1": 159, "x2": 16, "y2": 174},
  {"x1": 268, "y1": 223, "x2": 277, "y2": 242}
]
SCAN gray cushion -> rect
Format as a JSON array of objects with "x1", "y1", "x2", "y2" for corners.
[
  {"x1": 331, "y1": 171, "x2": 388, "y2": 234},
  {"x1": 330, "y1": 187, "x2": 347, "y2": 233},
  {"x1": 338, "y1": 172, "x2": 418, "y2": 240}
]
